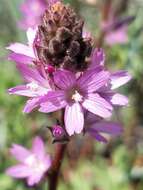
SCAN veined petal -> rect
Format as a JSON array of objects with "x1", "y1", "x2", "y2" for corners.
[
  {"x1": 8, "y1": 84, "x2": 48, "y2": 98},
  {"x1": 82, "y1": 93, "x2": 112, "y2": 118},
  {"x1": 64, "y1": 103, "x2": 84, "y2": 136},
  {"x1": 8, "y1": 85, "x2": 37, "y2": 97},
  {"x1": 39, "y1": 91, "x2": 67, "y2": 113},
  {"x1": 9, "y1": 53, "x2": 34, "y2": 65},
  {"x1": 6, "y1": 165, "x2": 33, "y2": 178},
  {"x1": 78, "y1": 69, "x2": 110, "y2": 93},
  {"x1": 7, "y1": 43, "x2": 35, "y2": 58},
  {"x1": 17, "y1": 63, "x2": 49, "y2": 88},
  {"x1": 111, "y1": 70, "x2": 132, "y2": 89},
  {"x1": 85, "y1": 112, "x2": 101, "y2": 125},
  {"x1": 53, "y1": 70, "x2": 76, "y2": 90},
  {"x1": 101, "y1": 92, "x2": 129, "y2": 106},
  {"x1": 10, "y1": 144, "x2": 31, "y2": 162},
  {"x1": 89, "y1": 122, "x2": 123, "y2": 136},
  {"x1": 31, "y1": 137, "x2": 45, "y2": 160},
  {"x1": 110, "y1": 93, "x2": 129, "y2": 106},
  {"x1": 23, "y1": 98, "x2": 40, "y2": 113}
]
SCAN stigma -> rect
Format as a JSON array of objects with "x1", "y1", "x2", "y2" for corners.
[{"x1": 72, "y1": 90, "x2": 83, "y2": 102}]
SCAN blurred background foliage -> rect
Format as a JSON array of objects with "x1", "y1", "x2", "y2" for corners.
[{"x1": 1, "y1": 0, "x2": 143, "y2": 189}]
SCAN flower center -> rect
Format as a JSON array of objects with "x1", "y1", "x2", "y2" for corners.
[
  {"x1": 25, "y1": 154, "x2": 45, "y2": 172},
  {"x1": 71, "y1": 90, "x2": 83, "y2": 102},
  {"x1": 26, "y1": 81, "x2": 39, "y2": 91}
]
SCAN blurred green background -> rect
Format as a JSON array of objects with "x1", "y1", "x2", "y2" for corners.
[{"x1": 1, "y1": 0, "x2": 143, "y2": 189}]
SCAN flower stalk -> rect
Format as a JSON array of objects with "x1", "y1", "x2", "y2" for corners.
[{"x1": 48, "y1": 143, "x2": 67, "y2": 190}]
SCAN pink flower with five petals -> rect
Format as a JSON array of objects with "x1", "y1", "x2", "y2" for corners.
[
  {"x1": 6, "y1": 137, "x2": 51, "y2": 186},
  {"x1": 39, "y1": 67, "x2": 113, "y2": 136}
]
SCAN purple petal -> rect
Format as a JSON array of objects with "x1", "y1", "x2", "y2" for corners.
[
  {"x1": 78, "y1": 69, "x2": 110, "y2": 93},
  {"x1": 111, "y1": 70, "x2": 132, "y2": 89},
  {"x1": 82, "y1": 93, "x2": 112, "y2": 118},
  {"x1": 6, "y1": 165, "x2": 33, "y2": 178},
  {"x1": 27, "y1": 173, "x2": 43, "y2": 186},
  {"x1": 53, "y1": 70, "x2": 76, "y2": 90},
  {"x1": 85, "y1": 112, "x2": 101, "y2": 125},
  {"x1": 105, "y1": 27, "x2": 128, "y2": 46},
  {"x1": 9, "y1": 53, "x2": 34, "y2": 65},
  {"x1": 89, "y1": 122, "x2": 123, "y2": 136},
  {"x1": 90, "y1": 132, "x2": 108, "y2": 143},
  {"x1": 89, "y1": 48, "x2": 105, "y2": 70},
  {"x1": 110, "y1": 93, "x2": 129, "y2": 106},
  {"x1": 44, "y1": 155, "x2": 52, "y2": 169},
  {"x1": 7, "y1": 43, "x2": 35, "y2": 58},
  {"x1": 8, "y1": 85, "x2": 38, "y2": 97},
  {"x1": 10, "y1": 144, "x2": 31, "y2": 162},
  {"x1": 39, "y1": 91, "x2": 67, "y2": 113},
  {"x1": 31, "y1": 137, "x2": 45, "y2": 160},
  {"x1": 23, "y1": 98, "x2": 40, "y2": 113},
  {"x1": 64, "y1": 103, "x2": 84, "y2": 136},
  {"x1": 16, "y1": 63, "x2": 49, "y2": 87}
]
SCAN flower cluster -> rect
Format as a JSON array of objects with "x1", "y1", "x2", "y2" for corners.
[{"x1": 6, "y1": 0, "x2": 131, "y2": 186}]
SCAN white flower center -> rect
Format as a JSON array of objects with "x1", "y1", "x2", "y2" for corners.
[
  {"x1": 27, "y1": 81, "x2": 39, "y2": 91},
  {"x1": 25, "y1": 154, "x2": 46, "y2": 173},
  {"x1": 72, "y1": 90, "x2": 83, "y2": 102}
]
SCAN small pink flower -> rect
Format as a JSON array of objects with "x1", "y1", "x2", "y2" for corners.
[
  {"x1": 101, "y1": 15, "x2": 135, "y2": 46},
  {"x1": 104, "y1": 27, "x2": 128, "y2": 46},
  {"x1": 6, "y1": 137, "x2": 51, "y2": 186}
]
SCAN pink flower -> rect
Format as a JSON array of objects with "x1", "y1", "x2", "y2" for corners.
[
  {"x1": 104, "y1": 27, "x2": 128, "y2": 46},
  {"x1": 6, "y1": 137, "x2": 51, "y2": 186},
  {"x1": 85, "y1": 113, "x2": 122, "y2": 143},
  {"x1": 8, "y1": 63, "x2": 51, "y2": 113},
  {"x1": 39, "y1": 68, "x2": 113, "y2": 136},
  {"x1": 101, "y1": 16, "x2": 135, "y2": 46},
  {"x1": 38, "y1": 49, "x2": 131, "y2": 136}
]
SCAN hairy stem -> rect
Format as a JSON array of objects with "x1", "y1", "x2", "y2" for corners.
[{"x1": 48, "y1": 143, "x2": 67, "y2": 190}]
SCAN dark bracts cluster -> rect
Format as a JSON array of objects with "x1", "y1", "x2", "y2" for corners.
[{"x1": 35, "y1": 2, "x2": 92, "y2": 71}]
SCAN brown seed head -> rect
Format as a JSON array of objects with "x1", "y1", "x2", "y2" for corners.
[{"x1": 35, "y1": 1, "x2": 92, "y2": 71}]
